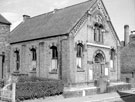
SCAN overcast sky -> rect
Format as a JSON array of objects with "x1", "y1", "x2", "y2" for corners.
[{"x1": 0, "y1": 0, "x2": 135, "y2": 41}]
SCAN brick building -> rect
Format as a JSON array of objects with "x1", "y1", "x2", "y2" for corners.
[
  {"x1": 0, "y1": 14, "x2": 11, "y2": 79},
  {"x1": 9, "y1": 0, "x2": 121, "y2": 86}
]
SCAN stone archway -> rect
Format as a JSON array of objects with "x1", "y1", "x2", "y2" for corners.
[
  {"x1": 95, "y1": 53, "x2": 104, "y2": 63},
  {"x1": 93, "y1": 50, "x2": 105, "y2": 80}
]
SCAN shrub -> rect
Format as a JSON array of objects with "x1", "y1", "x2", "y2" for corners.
[
  {"x1": 18, "y1": 76, "x2": 58, "y2": 82},
  {"x1": 0, "y1": 79, "x2": 4, "y2": 88},
  {"x1": 16, "y1": 76, "x2": 64, "y2": 100}
]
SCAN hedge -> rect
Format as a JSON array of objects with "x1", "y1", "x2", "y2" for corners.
[
  {"x1": 16, "y1": 76, "x2": 64, "y2": 100},
  {"x1": 17, "y1": 76, "x2": 58, "y2": 82}
]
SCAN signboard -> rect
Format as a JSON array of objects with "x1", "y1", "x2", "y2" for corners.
[
  {"x1": 105, "y1": 68, "x2": 108, "y2": 76},
  {"x1": 89, "y1": 69, "x2": 93, "y2": 80},
  {"x1": 110, "y1": 60, "x2": 113, "y2": 68}
]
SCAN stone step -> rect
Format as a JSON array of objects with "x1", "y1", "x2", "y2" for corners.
[{"x1": 63, "y1": 83, "x2": 131, "y2": 98}]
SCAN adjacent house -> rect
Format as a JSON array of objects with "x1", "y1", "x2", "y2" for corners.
[
  {"x1": 0, "y1": 14, "x2": 11, "y2": 79},
  {"x1": 9, "y1": 0, "x2": 121, "y2": 86},
  {"x1": 121, "y1": 25, "x2": 135, "y2": 87}
]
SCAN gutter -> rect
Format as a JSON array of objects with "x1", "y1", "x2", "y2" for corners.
[{"x1": 10, "y1": 33, "x2": 69, "y2": 44}]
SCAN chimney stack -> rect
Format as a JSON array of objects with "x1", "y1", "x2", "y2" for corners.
[
  {"x1": 23, "y1": 15, "x2": 30, "y2": 22},
  {"x1": 124, "y1": 25, "x2": 129, "y2": 46}
]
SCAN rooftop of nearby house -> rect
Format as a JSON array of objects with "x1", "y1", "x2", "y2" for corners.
[
  {"x1": 121, "y1": 37, "x2": 135, "y2": 73},
  {"x1": 9, "y1": 0, "x2": 98, "y2": 43},
  {"x1": 0, "y1": 14, "x2": 11, "y2": 25}
]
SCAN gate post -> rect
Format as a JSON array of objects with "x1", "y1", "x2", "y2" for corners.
[{"x1": 12, "y1": 83, "x2": 16, "y2": 102}]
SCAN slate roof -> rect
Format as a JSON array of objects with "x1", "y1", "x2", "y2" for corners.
[
  {"x1": 0, "y1": 14, "x2": 11, "y2": 25},
  {"x1": 121, "y1": 41, "x2": 135, "y2": 73},
  {"x1": 9, "y1": 0, "x2": 97, "y2": 43}
]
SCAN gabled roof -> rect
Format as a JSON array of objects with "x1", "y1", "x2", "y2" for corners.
[
  {"x1": 9, "y1": 0, "x2": 97, "y2": 43},
  {"x1": 107, "y1": 21, "x2": 121, "y2": 46},
  {"x1": 0, "y1": 14, "x2": 11, "y2": 25}
]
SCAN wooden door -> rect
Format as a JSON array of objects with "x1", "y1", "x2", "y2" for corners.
[
  {"x1": 93, "y1": 63, "x2": 101, "y2": 80},
  {"x1": 93, "y1": 63, "x2": 105, "y2": 80}
]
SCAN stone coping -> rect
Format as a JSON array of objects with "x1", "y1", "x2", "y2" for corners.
[{"x1": 64, "y1": 81, "x2": 129, "y2": 92}]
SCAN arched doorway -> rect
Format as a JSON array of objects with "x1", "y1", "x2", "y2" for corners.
[
  {"x1": 93, "y1": 50, "x2": 105, "y2": 80},
  {"x1": 95, "y1": 53, "x2": 104, "y2": 63}
]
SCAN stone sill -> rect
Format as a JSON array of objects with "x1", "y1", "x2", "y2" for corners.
[
  {"x1": 94, "y1": 41, "x2": 104, "y2": 45},
  {"x1": 29, "y1": 70, "x2": 36, "y2": 73},
  {"x1": 49, "y1": 71, "x2": 58, "y2": 74},
  {"x1": 110, "y1": 69, "x2": 116, "y2": 72},
  {"x1": 13, "y1": 70, "x2": 19, "y2": 73},
  {"x1": 77, "y1": 69, "x2": 85, "y2": 72},
  {"x1": 12, "y1": 71, "x2": 20, "y2": 76}
]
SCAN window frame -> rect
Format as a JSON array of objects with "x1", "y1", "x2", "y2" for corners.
[
  {"x1": 30, "y1": 48, "x2": 37, "y2": 61},
  {"x1": 14, "y1": 50, "x2": 20, "y2": 71},
  {"x1": 110, "y1": 48, "x2": 115, "y2": 60},
  {"x1": 76, "y1": 43, "x2": 83, "y2": 58},
  {"x1": 110, "y1": 48, "x2": 115, "y2": 70},
  {"x1": 76, "y1": 43, "x2": 84, "y2": 71},
  {"x1": 50, "y1": 46, "x2": 58, "y2": 73},
  {"x1": 50, "y1": 46, "x2": 58, "y2": 59},
  {"x1": 94, "y1": 14, "x2": 104, "y2": 43},
  {"x1": 94, "y1": 25, "x2": 104, "y2": 43}
]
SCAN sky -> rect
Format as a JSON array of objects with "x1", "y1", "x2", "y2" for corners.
[{"x1": 0, "y1": 0, "x2": 135, "y2": 41}]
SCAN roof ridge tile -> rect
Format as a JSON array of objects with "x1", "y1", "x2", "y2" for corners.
[{"x1": 30, "y1": 0, "x2": 92, "y2": 20}]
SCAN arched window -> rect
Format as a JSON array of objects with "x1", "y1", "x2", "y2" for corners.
[
  {"x1": 94, "y1": 15, "x2": 104, "y2": 43},
  {"x1": 95, "y1": 53, "x2": 104, "y2": 63},
  {"x1": 50, "y1": 46, "x2": 58, "y2": 59},
  {"x1": 110, "y1": 48, "x2": 115, "y2": 60},
  {"x1": 14, "y1": 50, "x2": 20, "y2": 71},
  {"x1": 110, "y1": 48, "x2": 115, "y2": 69},
  {"x1": 30, "y1": 47, "x2": 37, "y2": 71},
  {"x1": 30, "y1": 48, "x2": 37, "y2": 61},
  {"x1": 76, "y1": 43, "x2": 83, "y2": 57},
  {"x1": 94, "y1": 50, "x2": 105, "y2": 63},
  {"x1": 50, "y1": 46, "x2": 58, "y2": 72},
  {"x1": 76, "y1": 43, "x2": 83, "y2": 69}
]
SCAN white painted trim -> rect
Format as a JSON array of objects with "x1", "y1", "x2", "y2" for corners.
[{"x1": 87, "y1": 42, "x2": 111, "y2": 49}]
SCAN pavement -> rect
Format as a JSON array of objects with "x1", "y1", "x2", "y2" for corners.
[
  {"x1": 0, "y1": 82, "x2": 133, "y2": 102},
  {"x1": 23, "y1": 89, "x2": 135, "y2": 102}
]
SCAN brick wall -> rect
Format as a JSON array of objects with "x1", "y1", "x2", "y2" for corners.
[
  {"x1": 72, "y1": 9, "x2": 121, "y2": 84},
  {"x1": 9, "y1": 7, "x2": 121, "y2": 86},
  {"x1": 10, "y1": 35, "x2": 70, "y2": 83},
  {"x1": 0, "y1": 23, "x2": 10, "y2": 79}
]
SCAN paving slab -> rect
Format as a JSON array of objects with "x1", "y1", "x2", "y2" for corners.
[{"x1": 23, "y1": 89, "x2": 135, "y2": 102}]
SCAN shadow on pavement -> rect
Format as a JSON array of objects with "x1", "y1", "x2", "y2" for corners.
[{"x1": 117, "y1": 90, "x2": 135, "y2": 102}]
